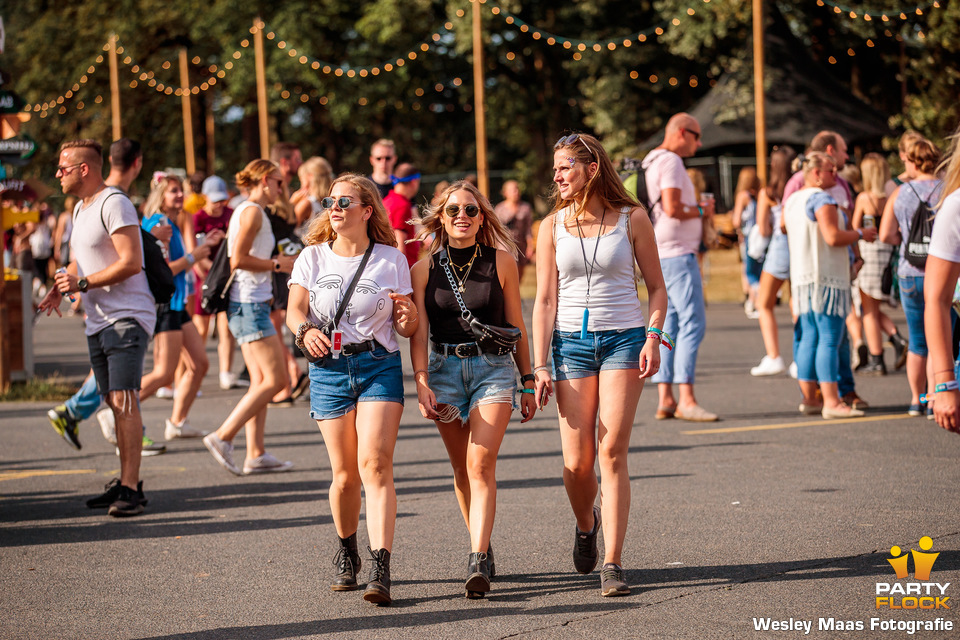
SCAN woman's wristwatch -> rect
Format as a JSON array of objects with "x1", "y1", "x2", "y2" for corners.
[{"x1": 521, "y1": 373, "x2": 536, "y2": 385}]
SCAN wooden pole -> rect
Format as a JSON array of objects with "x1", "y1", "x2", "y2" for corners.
[
  {"x1": 108, "y1": 34, "x2": 121, "y2": 140},
  {"x1": 471, "y1": 0, "x2": 489, "y2": 197},
  {"x1": 254, "y1": 17, "x2": 270, "y2": 159},
  {"x1": 179, "y1": 48, "x2": 196, "y2": 175},
  {"x1": 752, "y1": 0, "x2": 767, "y2": 186}
]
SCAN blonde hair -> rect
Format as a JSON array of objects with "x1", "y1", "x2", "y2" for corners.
[
  {"x1": 687, "y1": 168, "x2": 706, "y2": 202},
  {"x1": 550, "y1": 132, "x2": 639, "y2": 218},
  {"x1": 734, "y1": 166, "x2": 759, "y2": 195},
  {"x1": 235, "y1": 159, "x2": 280, "y2": 190},
  {"x1": 299, "y1": 156, "x2": 334, "y2": 202},
  {"x1": 301, "y1": 173, "x2": 396, "y2": 247},
  {"x1": 899, "y1": 130, "x2": 924, "y2": 154},
  {"x1": 937, "y1": 122, "x2": 960, "y2": 208},
  {"x1": 413, "y1": 181, "x2": 518, "y2": 258},
  {"x1": 859, "y1": 153, "x2": 890, "y2": 198},
  {"x1": 143, "y1": 173, "x2": 183, "y2": 217}
]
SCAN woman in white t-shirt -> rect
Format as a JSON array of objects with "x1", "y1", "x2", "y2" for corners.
[
  {"x1": 286, "y1": 174, "x2": 418, "y2": 606},
  {"x1": 925, "y1": 125, "x2": 960, "y2": 433},
  {"x1": 532, "y1": 133, "x2": 667, "y2": 597},
  {"x1": 202, "y1": 160, "x2": 297, "y2": 477}
]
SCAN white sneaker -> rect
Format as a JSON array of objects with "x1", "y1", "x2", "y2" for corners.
[
  {"x1": 97, "y1": 407, "x2": 117, "y2": 445},
  {"x1": 788, "y1": 361, "x2": 798, "y2": 379},
  {"x1": 156, "y1": 386, "x2": 174, "y2": 399},
  {"x1": 744, "y1": 299, "x2": 759, "y2": 319},
  {"x1": 751, "y1": 355, "x2": 786, "y2": 377},
  {"x1": 203, "y1": 433, "x2": 242, "y2": 476},
  {"x1": 165, "y1": 418, "x2": 207, "y2": 441},
  {"x1": 219, "y1": 371, "x2": 236, "y2": 390}
]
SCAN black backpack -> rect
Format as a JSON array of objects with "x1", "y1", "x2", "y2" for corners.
[
  {"x1": 97, "y1": 192, "x2": 175, "y2": 304},
  {"x1": 904, "y1": 183, "x2": 936, "y2": 269},
  {"x1": 199, "y1": 237, "x2": 235, "y2": 314}
]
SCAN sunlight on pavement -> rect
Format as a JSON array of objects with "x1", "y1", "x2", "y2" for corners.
[{"x1": 681, "y1": 413, "x2": 915, "y2": 435}]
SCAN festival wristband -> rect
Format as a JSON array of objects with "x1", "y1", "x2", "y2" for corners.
[
  {"x1": 518, "y1": 388, "x2": 535, "y2": 394},
  {"x1": 935, "y1": 380, "x2": 959, "y2": 393},
  {"x1": 646, "y1": 327, "x2": 675, "y2": 351}
]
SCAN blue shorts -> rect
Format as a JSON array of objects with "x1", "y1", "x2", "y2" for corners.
[
  {"x1": 309, "y1": 345, "x2": 404, "y2": 420},
  {"x1": 552, "y1": 327, "x2": 646, "y2": 381},
  {"x1": 899, "y1": 276, "x2": 927, "y2": 357},
  {"x1": 762, "y1": 235, "x2": 790, "y2": 281},
  {"x1": 428, "y1": 346, "x2": 517, "y2": 422},
  {"x1": 227, "y1": 300, "x2": 276, "y2": 345}
]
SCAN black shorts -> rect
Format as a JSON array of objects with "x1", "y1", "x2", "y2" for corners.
[
  {"x1": 155, "y1": 304, "x2": 191, "y2": 334},
  {"x1": 87, "y1": 318, "x2": 149, "y2": 393}
]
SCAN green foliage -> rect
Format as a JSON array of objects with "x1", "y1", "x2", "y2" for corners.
[{"x1": 3, "y1": 0, "x2": 956, "y2": 213}]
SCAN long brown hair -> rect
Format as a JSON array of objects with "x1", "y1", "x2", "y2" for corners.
[
  {"x1": 413, "y1": 181, "x2": 518, "y2": 258},
  {"x1": 301, "y1": 173, "x2": 396, "y2": 247},
  {"x1": 765, "y1": 146, "x2": 796, "y2": 202},
  {"x1": 550, "y1": 132, "x2": 639, "y2": 218}
]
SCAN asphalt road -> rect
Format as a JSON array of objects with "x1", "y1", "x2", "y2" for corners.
[{"x1": 2, "y1": 302, "x2": 958, "y2": 639}]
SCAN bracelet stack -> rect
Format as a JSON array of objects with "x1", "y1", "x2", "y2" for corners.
[
  {"x1": 646, "y1": 327, "x2": 676, "y2": 351},
  {"x1": 533, "y1": 365, "x2": 550, "y2": 376},
  {"x1": 295, "y1": 321, "x2": 320, "y2": 350}
]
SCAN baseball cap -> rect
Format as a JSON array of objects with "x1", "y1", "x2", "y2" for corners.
[{"x1": 201, "y1": 176, "x2": 230, "y2": 203}]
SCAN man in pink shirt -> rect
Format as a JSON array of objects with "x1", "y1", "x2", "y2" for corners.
[
  {"x1": 383, "y1": 163, "x2": 421, "y2": 267},
  {"x1": 643, "y1": 113, "x2": 718, "y2": 422}
]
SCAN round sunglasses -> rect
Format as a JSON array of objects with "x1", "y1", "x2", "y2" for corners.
[
  {"x1": 321, "y1": 196, "x2": 356, "y2": 210},
  {"x1": 444, "y1": 204, "x2": 480, "y2": 218}
]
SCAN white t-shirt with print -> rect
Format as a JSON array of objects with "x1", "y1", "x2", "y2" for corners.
[
  {"x1": 929, "y1": 190, "x2": 960, "y2": 263},
  {"x1": 289, "y1": 243, "x2": 412, "y2": 352},
  {"x1": 71, "y1": 187, "x2": 156, "y2": 337}
]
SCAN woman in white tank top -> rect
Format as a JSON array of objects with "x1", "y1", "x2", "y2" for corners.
[
  {"x1": 202, "y1": 160, "x2": 298, "y2": 477},
  {"x1": 532, "y1": 132, "x2": 668, "y2": 597}
]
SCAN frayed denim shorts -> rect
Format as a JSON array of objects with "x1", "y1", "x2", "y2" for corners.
[
  {"x1": 309, "y1": 345, "x2": 404, "y2": 420},
  {"x1": 227, "y1": 300, "x2": 276, "y2": 345},
  {"x1": 427, "y1": 346, "x2": 517, "y2": 424},
  {"x1": 551, "y1": 326, "x2": 646, "y2": 381}
]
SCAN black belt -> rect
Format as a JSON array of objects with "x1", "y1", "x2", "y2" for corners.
[
  {"x1": 432, "y1": 341, "x2": 480, "y2": 358},
  {"x1": 342, "y1": 340, "x2": 378, "y2": 356}
]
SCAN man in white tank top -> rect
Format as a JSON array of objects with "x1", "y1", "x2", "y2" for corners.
[{"x1": 643, "y1": 113, "x2": 718, "y2": 422}]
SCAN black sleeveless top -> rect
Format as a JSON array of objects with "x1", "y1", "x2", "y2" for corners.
[{"x1": 426, "y1": 243, "x2": 506, "y2": 344}]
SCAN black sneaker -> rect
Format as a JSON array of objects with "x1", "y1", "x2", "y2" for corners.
[
  {"x1": 86, "y1": 478, "x2": 148, "y2": 509},
  {"x1": 107, "y1": 484, "x2": 145, "y2": 517},
  {"x1": 47, "y1": 405, "x2": 81, "y2": 450},
  {"x1": 573, "y1": 506, "x2": 601, "y2": 574},
  {"x1": 891, "y1": 332, "x2": 908, "y2": 371},
  {"x1": 600, "y1": 563, "x2": 630, "y2": 597}
]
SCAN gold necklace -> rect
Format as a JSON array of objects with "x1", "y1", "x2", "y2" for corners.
[{"x1": 449, "y1": 244, "x2": 479, "y2": 292}]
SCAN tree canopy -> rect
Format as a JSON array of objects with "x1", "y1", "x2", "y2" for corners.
[{"x1": 4, "y1": 0, "x2": 958, "y2": 210}]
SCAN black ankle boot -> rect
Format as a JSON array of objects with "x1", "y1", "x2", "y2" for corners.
[
  {"x1": 487, "y1": 542, "x2": 495, "y2": 578},
  {"x1": 362, "y1": 547, "x2": 392, "y2": 605},
  {"x1": 331, "y1": 533, "x2": 361, "y2": 591},
  {"x1": 465, "y1": 551, "x2": 491, "y2": 597},
  {"x1": 860, "y1": 353, "x2": 887, "y2": 376}
]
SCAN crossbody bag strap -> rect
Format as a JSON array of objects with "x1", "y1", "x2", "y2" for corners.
[
  {"x1": 332, "y1": 241, "x2": 375, "y2": 328},
  {"x1": 437, "y1": 247, "x2": 473, "y2": 320}
]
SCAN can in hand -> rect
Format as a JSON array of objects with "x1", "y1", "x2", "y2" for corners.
[{"x1": 56, "y1": 267, "x2": 76, "y2": 302}]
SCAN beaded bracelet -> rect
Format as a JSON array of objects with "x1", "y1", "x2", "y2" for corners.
[
  {"x1": 533, "y1": 365, "x2": 550, "y2": 375},
  {"x1": 295, "y1": 321, "x2": 321, "y2": 350},
  {"x1": 646, "y1": 327, "x2": 675, "y2": 351}
]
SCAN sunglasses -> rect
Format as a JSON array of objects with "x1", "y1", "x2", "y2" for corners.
[
  {"x1": 554, "y1": 133, "x2": 596, "y2": 159},
  {"x1": 444, "y1": 204, "x2": 480, "y2": 218},
  {"x1": 321, "y1": 196, "x2": 356, "y2": 210},
  {"x1": 373, "y1": 156, "x2": 395, "y2": 161},
  {"x1": 682, "y1": 128, "x2": 702, "y2": 141}
]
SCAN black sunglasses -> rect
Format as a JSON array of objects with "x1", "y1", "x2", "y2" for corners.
[
  {"x1": 554, "y1": 133, "x2": 596, "y2": 159},
  {"x1": 444, "y1": 204, "x2": 480, "y2": 218},
  {"x1": 321, "y1": 196, "x2": 355, "y2": 210}
]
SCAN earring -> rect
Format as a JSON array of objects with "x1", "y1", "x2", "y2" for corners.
[{"x1": 816, "y1": 180, "x2": 822, "y2": 186}]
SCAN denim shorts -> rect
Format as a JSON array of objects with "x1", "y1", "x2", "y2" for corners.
[
  {"x1": 309, "y1": 345, "x2": 404, "y2": 420},
  {"x1": 762, "y1": 235, "x2": 790, "y2": 281},
  {"x1": 427, "y1": 346, "x2": 517, "y2": 422},
  {"x1": 86, "y1": 318, "x2": 149, "y2": 393},
  {"x1": 227, "y1": 300, "x2": 276, "y2": 345},
  {"x1": 551, "y1": 327, "x2": 646, "y2": 381},
  {"x1": 899, "y1": 276, "x2": 927, "y2": 357},
  {"x1": 155, "y1": 304, "x2": 191, "y2": 334}
]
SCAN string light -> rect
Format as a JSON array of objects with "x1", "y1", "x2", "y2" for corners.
[
  {"x1": 814, "y1": 0, "x2": 940, "y2": 23},
  {"x1": 24, "y1": 47, "x2": 105, "y2": 113}
]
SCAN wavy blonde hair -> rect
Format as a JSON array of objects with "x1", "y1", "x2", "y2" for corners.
[
  {"x1": 301, "y1": 173, "x2": 396, "y2": 247},
  {"x1": 143, "y1": 173, "x2": 183, "y2": 217},
  {"x1": 299, "y1": 156, "x2": 334, "y2": 202},
  {"x1": 937, "y1": 121, "x2": 960, "y2": 208},
  {"x1": 235, "y1": 159, "x2": 280, "y2": 190},
  {"x1": 413, "y1": 181, "x2": 518, "y2": 258},
  {"x1": 860, "y1": 153, "x2": 890, "y2": 198}
]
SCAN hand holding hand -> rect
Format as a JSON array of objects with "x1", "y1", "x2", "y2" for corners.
[{"x1": 389, "y1": 293, "x2": 418, "y2": 325}]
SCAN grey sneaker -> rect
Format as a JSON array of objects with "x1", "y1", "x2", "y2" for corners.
[
  {"x1": 164, "y1": 418, "x2": 206, "y2": 440},
  {"x1": 203, "y1": 433, "x2": 242, "y2": 476},
  {"x1": 600, "y1": 563, "x2": 630, "y2": 597},
  {"x1": 243, "y1": 452, "x2": 294, "y2": 475},
  {"x1": 47, "y1": 405, "x2": 81, "y2": 450},
  {"x1": 573, "y1": 506, "x2": 601, "y2": 574}
]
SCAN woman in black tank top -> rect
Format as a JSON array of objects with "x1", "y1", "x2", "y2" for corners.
[{"x1": 410, "y1": 181, "x2": 537, "y2": 598}]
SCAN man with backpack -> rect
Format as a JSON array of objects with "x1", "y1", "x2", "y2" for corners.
[
  {"x1": 642, "y1": 113, "x2": 718, "y2": 422},
  {"x1": 38, "y1": 139, "x2": 156, "y2": 517}
]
